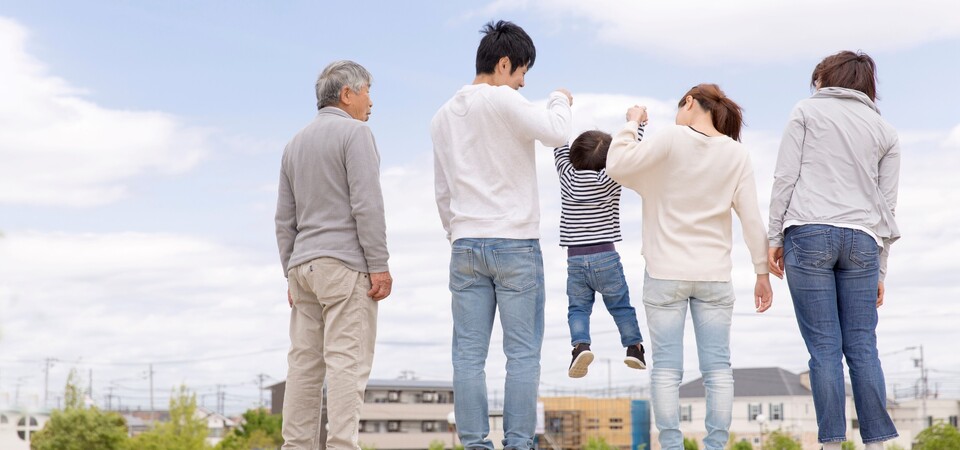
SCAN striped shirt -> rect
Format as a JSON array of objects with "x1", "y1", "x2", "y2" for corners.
[{"x1": 555, "y1": 126, "x2": 644, "y2": 247}]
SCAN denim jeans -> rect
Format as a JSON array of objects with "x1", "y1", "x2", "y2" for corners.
[
  {"x1": 566, "y1": 250, "x2": 643, "y2": 347},
  {"x1": 642, "y1": 272, "x2": 735, "y2": 450},
  {"x1": 784, "y1": 224, "x2": 898, "y2": 444},
  {"x1": 449, "y1": 238, "x2": 545, "y2": 450}
]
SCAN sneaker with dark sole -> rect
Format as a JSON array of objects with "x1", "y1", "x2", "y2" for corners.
[
  {"x1": 568, "y1": 343, "x2": 594, "y2": 378},
  {"x1": 624, "y1": 343, "x2": 646, "y2": 370}
]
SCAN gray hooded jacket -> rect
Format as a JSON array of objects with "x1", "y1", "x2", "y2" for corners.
[{"x1": 768, "y1": 87, "x2": 900, "y2": 280}]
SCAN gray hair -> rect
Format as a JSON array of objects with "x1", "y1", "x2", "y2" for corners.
[{"x1": 315, "y1": 60, "x2": 372, "y2": 109}]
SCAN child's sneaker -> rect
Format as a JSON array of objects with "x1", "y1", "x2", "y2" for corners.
[
  {"x1": 624, "y1": 343, "x2": 646, "y2": 370},
  {"x1": 568, "y1": 343, "x2": 594, "y2": 378}
]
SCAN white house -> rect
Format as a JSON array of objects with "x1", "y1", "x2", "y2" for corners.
[
  {"x1": 671, "y1": 367, "x2": 914, "y2": 450},
  {"x1": 0, "y1": 409, "x2": 49, "y2": 450}
]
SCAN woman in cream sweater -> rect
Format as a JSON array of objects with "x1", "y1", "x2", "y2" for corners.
[{"x1": 606, "y1": 83, "x2": 772, "y2": 450}]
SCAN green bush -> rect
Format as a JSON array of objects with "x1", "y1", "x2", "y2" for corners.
[{"x1": 914, "y1": 422, "x2": 960, "y2": 450}]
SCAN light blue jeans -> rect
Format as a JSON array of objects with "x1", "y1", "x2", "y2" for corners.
[
  {"x1": 784, "y1": 224, "x2": 898, "y2": 444},
  {"x1": 449, "y1": 238, "x2": 545, "y2": 450},
  {"x1": 642, "y1": 272, "x2": 735, "y2": 450}
]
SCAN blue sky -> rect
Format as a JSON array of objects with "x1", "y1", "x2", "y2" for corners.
[{"x1": 1, "y1": 1, "x2": 959, "y2": 414}]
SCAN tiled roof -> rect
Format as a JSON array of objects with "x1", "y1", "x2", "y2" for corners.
[{"x1": 679, "y1": 367, "x2": 810, "y2": 398}]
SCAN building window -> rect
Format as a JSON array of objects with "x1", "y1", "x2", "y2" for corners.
[
  {"x1": 769, "y1": 403, "x2": 784, "y2": 421},
  {"x1": 609, "y1": 417, "x2": 623, "y2": 430},
  {"x1": 0, "y1": 414, "x2": 7, "y2": 424},
  {"x1": 388, "y1": 421, "x2": 401, "y2": 432},
  {"x1": 586, "y1": 417, "x2": 600, "y2": 430},
  {"x1": 852, "y1": 419, "x2": 860, "y2": 429},
  {"x1": 548, "y1": 418, "x2": 563, "y2": 433},
  {"x1": 388, "y1": 391, "x2": 401, "y2": 402},
  {"x1": 748, "y1": 404, "x2": 762, "y2": 421},
  {"x1": 422, "y1": 421, "x2": 438, "y2": 432},
  {"x1": 422, "y1": 391, "x2": 437, "y2": 403},
  {"x1": 680, "y1": 405, "x2": 693, "y2": 422},
  {"x1": 17, "y1": 416, "x2": 39, "y2": 441},
  {"x1": 950, "y1": 415, "x2": 958, "y2": 428}
]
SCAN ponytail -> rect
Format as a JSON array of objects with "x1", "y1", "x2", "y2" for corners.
[{"x1": 678, "y1": 84, "x2": 743, "y2": 142}]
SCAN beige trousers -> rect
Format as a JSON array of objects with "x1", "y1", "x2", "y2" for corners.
[{"x1": 281, "y1": 257, "x2": 377, "y2": 450}]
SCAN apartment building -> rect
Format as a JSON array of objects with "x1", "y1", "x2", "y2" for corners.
[
  {"x1": 270, "y1": 378, "x2": 503, "y2": 450},
  {"x1": 540, "y1": 397, "x2": 650, "y2": 450}
]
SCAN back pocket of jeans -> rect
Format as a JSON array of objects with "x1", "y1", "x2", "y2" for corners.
[
  {"x1": 849, "y1": 232, "x2": 880, "y2": 269},
  {"x1": 596, "y1": 262, "x2": 626, "y2": 295},
  {"x1": 493, "y1": 247, "x2": 537, "y2": 292},
  {"x1": 450, "y1": 248, "x2": 477, "y2": 291},
  {"x1": 788, "y1": 228, "x2": 832, "y2": 267}
]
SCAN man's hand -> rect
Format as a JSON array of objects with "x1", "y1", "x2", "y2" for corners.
[
  {"x1": 755, "y1": 274, "x2": 773, "y2": 313},
  {"x1": 288, "y1": 288, "x2": 293, "y2": 308},
  {"x1": 556, "y1": 88, "x2": 573, "y2": 106},
  {"x1": 368, "y1": 271, "x2": 393, "y2": 301},
  {"x1": 768, "y1": 247, "x2": 784, "y2": 279},
  {"x1": 877, "y1": 281, "x2": 885, "y2": 308}
]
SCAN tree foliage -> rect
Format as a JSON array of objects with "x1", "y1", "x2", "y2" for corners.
[
  {"x1": 763, "y1": 430, "x2": 801, "y2": 450},
  {"x1": 584, "y1": 436, "x2": 618, "y2": 450},
  {"x1": 216, "y1": 408, "x2": 282, "y2": 450},
  {"x1": 31, "y1": 369, "x2": 129, "y2": 450},
  {"x1": 841, "y1": 441, "x2": 857, "y2": 450},
  {"x1": 683, "y1": 437, "x2": 700, "y2": 450},
  {"x1": 127, "y1": 385, "x2": 210, "y2": 450},
  {"x1": 914, "y1": 422, "x2": 960, "y2": 450},
  {"x1": 729, "y1": 440, "x2": 753, "y2": 450}
]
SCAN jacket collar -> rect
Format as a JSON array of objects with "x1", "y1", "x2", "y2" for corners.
[
  {"x1": 318, "y1": 106, "x2": 353, "y2": 119},
  {"x1": 813, "y1": 87, "x2": 880, "y2": 114}
]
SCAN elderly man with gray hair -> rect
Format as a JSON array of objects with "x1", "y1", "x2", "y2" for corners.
[{"x1": 275, "y1": 60, "x2": 392, "y2": 450}]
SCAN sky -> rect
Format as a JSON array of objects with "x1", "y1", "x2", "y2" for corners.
[{"x1": 1, "y1": 1, "x2": 959, "y2": 415}]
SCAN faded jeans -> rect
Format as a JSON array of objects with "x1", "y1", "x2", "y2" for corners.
[
  {"x1": 784, "y1": 224, "x2": 898, "y2": 444},
  {"x1": 643, "y1": 272, "x2": 735, "y2": 450},
  {"x1": 449, "y1": 238, "x2": 545, "y2": 450}
]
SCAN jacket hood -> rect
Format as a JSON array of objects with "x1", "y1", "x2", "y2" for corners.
[{"x1": 812, "y1": 87, "x2": 880, "y2": 114}]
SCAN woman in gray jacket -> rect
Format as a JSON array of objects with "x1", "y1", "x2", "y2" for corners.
[{"x1": 767, "y1": 51, "x2": 900, "y2": 450}]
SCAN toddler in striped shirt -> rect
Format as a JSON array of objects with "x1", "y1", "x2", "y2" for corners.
[{"x1": 554, "y1": 116, "x2": 648, "y2": 378}]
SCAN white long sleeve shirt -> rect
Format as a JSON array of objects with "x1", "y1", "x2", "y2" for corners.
[{"x1": 431, "y1": 84, "x2": 572, "y2": 242}]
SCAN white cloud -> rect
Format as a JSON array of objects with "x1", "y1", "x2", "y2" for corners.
[
  {"x1": 476, "y1": 0, "x2": 960, "y2": 63},
  {"x1": 3, "y1": 94, "x2": 958, "y2": 412},
  {"x1": 0, "y1": 17, "x2": 209, "y2": 207}
]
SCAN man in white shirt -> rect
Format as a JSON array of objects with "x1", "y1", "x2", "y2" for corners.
[{"x1": 431, "y1": 20, "x2": 572, "y2": 450}]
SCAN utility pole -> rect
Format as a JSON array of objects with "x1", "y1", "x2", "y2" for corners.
[
  {"x1": 106, "y1": 386, "x2": 114, "y2": 410},
  {"x1": 148, "y1": 363, "x2": 155, "y2": 411},
  {"x1": 216, "y1": 384, "x2": 224, "y2": 415},
  {"x1": 919, "y1": 345, "x2": 928, "y2": 424},
  {"x1": 257, "y1": 373, "x2": 268, "y2": 408},
  {"x1": 43, "y1": 358, "x2": 54, "y2": 407}
]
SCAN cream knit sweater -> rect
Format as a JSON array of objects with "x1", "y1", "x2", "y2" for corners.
[{"x1": 606, "y1": 122, "x2": 768, "y2": 281}]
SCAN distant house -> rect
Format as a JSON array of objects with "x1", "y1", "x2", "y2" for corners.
[
  {"x1": 123, "y1": 406, "x2": 236, "y2": 446},
  {"x1": 672, "y1": 367, "x2": 922, "y2": 450},
  {"x1": 270, "y1": 378, "x2": 486, "y2": 450},
  {"x1": 0, "y1": 409, "x2": 49, "y2": 450},
  {"x1": 889, "y1": 397, "x2": 960, "y2": 445}
]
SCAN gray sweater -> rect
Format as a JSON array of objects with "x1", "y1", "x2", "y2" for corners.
[
  {"x1": 275, "y1": 107, "x2": 389, "y2": 276},
  {"x1": 768, "y1": 87, "x2": 900, "y2": 279}
]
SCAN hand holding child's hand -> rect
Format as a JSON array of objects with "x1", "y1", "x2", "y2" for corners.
[{"x1": 626, "y1": 105, "x2": 648, "y2": 125}]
